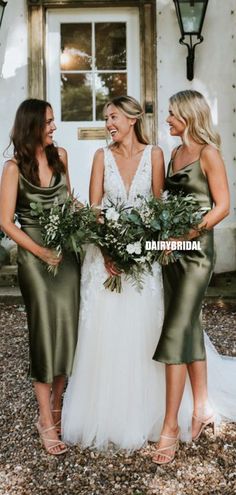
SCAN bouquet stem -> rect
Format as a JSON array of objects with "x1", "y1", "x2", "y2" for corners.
[
  {"x1": 157, "y1": 251, "x2": 179, "y2": 265},
  {"x1": 47, "y1": 264, "x2": 59, "y2": 277},
  {"x1": 104, "y1": 275, "x2": 122, "y2": 293}
]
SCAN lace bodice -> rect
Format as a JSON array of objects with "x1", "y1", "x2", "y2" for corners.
[{"x1": 103, "y1": 145, "x2": 153, "y2": 208}]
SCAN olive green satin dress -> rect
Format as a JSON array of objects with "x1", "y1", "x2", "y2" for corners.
[
  {"x1": 153, "y1": 157, "x2": 214, "y2": 364},
  {"x1": 16, "y1": 172, "x2": 80, "y2": 383}
]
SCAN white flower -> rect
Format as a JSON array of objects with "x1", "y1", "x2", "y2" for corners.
[
  {"x1": 105, "y1": 208, "x2": 120, "y2": 222},
  {"x1": 134, "y1": 256, "x2": 146, "y2": 264},
  {"x1": 162, "y1": 190, "x2": 169, "y2": 200},
  {"x1": 126, "y1": 243, "x2": 135, "y2": 254},
  {"x1": 126, "y1": 241, "x2": 142, "y2": 255}
]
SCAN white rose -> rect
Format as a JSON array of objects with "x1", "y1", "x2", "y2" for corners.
[
  {"x1": 133, "y1": 241, "x2": 142, "y2": 255},
  {"x1": 126, "y1": 243, "x2": 135, "y2": 254},
  {"x1": 105, "y1": 208, "x2": 120, "y2": 222},
  {"x1": 126, "y1": 241, "x2": 142, "y2": 255}
]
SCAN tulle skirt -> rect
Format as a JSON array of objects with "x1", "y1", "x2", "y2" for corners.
[
  {"x1": 62, "y1": 246, "x2": 166, "y2": 450},
  {"x1": 62, "y1": 246, "x2": 236, "y2": 450}
]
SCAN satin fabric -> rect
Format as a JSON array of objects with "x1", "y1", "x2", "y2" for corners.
[
  {"x1": 16, "y1": 173, "x2": 80, "y2": 383},
  {"x1": 153, "y1": 159, "x2": 214, "y2": 364}
]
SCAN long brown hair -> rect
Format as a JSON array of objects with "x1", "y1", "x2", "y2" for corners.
[
  {"x1": 104, "y1": 95, "x2": 149, "y2": 145},
  {"x1": 8, "y1": 99, "x2": 65, "y2": 185}
]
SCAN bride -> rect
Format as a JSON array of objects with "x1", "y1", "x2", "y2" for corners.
[{"x1": 62, "y1": 95, "x2": 166, "y2": 450}]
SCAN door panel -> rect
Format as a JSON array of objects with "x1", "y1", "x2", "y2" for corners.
[{"x1": 46, "y1": 8, "x2": 140, "y2": 200}]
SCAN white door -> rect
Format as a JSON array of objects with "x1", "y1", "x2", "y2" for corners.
[{"x1": 46, "y1": 8, "x2": 140, "y2": 200}]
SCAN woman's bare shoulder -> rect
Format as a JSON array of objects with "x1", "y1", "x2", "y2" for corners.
[
  {"x1": 57, "y1": 146, "x2": 68, "y2": 166},
  {"x1": 3, "y1": 158, "x2": 19, "y2": 176},
  {"x1": 201, "y1": 144, "x2": 221, "y2": 160},
  {"x1": 151, "y1": 145, "x2": 164, "y2": 157},
  {"x1": 93, "y1": 148, "x2": 105, "y2": 163}
]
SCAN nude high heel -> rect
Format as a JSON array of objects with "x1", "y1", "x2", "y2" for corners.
[
  {"x1": 51, "y1": 409, "x2": 62, "y2": 435},
  {"x1": 152, "y1": 430, "x2": 180, "y2": 465},
  {"x1": 192, "y1": 414, "x2": 216, "y2": 441},
  {"x1": 35, "y1": 422, "x2": 67, "y2": 455}
]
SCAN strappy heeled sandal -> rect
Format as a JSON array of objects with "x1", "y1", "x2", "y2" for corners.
[
  {"x1": 152, "y1": 431, "x2": 180, "y2": 465},
  {"x1": 192, "y1": 413, "x2": 216, "y2": 441},
  {"x1": 36, "y1": 422, "x2": 67, "y2": 455},
  {"x1": 51, "y1": 409, "x2": 62, "y2": 435}
]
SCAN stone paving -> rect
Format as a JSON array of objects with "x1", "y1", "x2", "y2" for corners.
[{"x1": 1, "y1": 301, "x2": 236, "y2": 495}]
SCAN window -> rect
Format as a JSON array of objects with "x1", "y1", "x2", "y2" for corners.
[{"x1": 60, "y1": 22, "x2": 127, "y2": 121}]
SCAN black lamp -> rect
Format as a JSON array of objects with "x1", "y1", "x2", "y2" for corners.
[
  {"x1": 173, "y1": 0, "x2": 209, "y2": 80},
  {"x1": 0, "y1": 1, "x2": 7, "y2": 29}
]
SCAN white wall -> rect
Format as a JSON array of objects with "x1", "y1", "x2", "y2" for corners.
[
  {"x1": 0, "y1": 0, "x2": 28, "y2": 166},
  {"x1": 0, "y1": 0, "x2": 235, "y2": 272},
  {"x1": 156, "y1": 0, "x2": 236, "y2": 272}
]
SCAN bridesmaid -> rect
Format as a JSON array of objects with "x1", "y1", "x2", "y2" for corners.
[
  {"x1": 152, "y1": 90, "x2": 230, "y2": 464},
  {"x1": 0, "y1": 99, "x2": 80, "y2": 455}
]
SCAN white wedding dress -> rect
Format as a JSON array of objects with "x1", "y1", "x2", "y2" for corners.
[{"x1": 62, "y1": 145, "x2": 236, "y2": 450}]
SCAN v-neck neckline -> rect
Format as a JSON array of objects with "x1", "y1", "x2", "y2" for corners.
[{"x1": 109, "y1": 146, "x2": 148, "y2": 199}]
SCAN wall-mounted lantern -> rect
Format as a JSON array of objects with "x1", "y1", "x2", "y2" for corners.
[
  {"x1": 173, "y1": 0, "x2": 209, "y2": 81},
  {"x1": 0, "y1": 1, "x2": 7, "y2": 30}
]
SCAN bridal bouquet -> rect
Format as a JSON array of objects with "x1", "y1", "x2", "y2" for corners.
[
  {"x1": 98, "y1": 192, "x2": 207, "y2": 291},
  {"x1": 97, "y1": 201, "x2": 153, "y2": 292},
  {"x1": 30, "y1": 195, "x2": 98, "y2": 275}
]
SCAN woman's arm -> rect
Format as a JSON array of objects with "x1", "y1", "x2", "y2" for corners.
[
  {"x1": 151, "y1": 146, "x2": 165, "y2": 197},
  {"x1": 188, "y1": 146, "x2": 230, "y2": 239},
  {"x1": 0, "y1": 161, "x2": 61, "y2": 266},
  {"x1": 89, "y1": 148, "x2": 119, "y2": 276},
  {"x1": 89, "y1": 148, "x2": 104, "y2": 206}
]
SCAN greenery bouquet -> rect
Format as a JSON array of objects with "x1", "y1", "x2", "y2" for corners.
[{"x1": 30, "y1": 195, "x2": 98, "y2": 275}]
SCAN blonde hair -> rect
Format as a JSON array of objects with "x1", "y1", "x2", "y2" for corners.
[
  {"x1": 104, "y1": 95, "x2": 149, "y2": 145},
  {"x1": 169, "y1": 90, "x2": 221, "y2": 149}
]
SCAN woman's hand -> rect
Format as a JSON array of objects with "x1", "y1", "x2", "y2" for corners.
[
  {"x1": 38, "y1": 247, "x2": 62, "y2": 266},
  {"x1": 102, "y1": 253, "x2": 121, "y2": 276},
  {"x1": 73, "y1": 198, "x2": 84, "y2": 209},
  {"x1": 164, "y1": 231, "x2": 200, "y2": 255}
]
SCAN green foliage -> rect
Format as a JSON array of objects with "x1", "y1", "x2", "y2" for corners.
[
  {"x1": 30, "y1": 195, "x2": 99, "y2": 274},
  {"x1": 95, "y1": 192, "x2": 207, "y2": 290}
]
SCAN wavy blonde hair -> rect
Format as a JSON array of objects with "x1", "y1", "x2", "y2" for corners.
[
  {"x1": 104, "y1": 95, "x2": 149, "y2": 145},
  {"x1": 169, "y1": 90, "x2": 221, "y2": 149}
]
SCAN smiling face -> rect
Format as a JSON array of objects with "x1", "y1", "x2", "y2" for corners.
[
  {"x1": 166, "y1": 108, "x2": 186, "y2": 138},
  {"x1": 42, "y1": 106, "x2": 57, "y2": 147},
  {"x1": 104, "y1": 103, "x2": 136, "y2": 143}
]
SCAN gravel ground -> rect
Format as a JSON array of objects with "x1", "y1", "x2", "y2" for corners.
[{"x1": 1, "y1": 302, "x2": 236, "y2": 495}]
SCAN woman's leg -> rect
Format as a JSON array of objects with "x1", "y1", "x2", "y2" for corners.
[
  {"x1": 187, "y1": 360, "x2": 213, "y2": 438},
  {"x1": 34, "y1": 381, "x2": 66, "y2": 454},
  {"x1": 153, "y1": 363, "x2": 187, "y2": 462},
  {"x1": 50, "y1": 375, "x2": 66, "y2": 428}
]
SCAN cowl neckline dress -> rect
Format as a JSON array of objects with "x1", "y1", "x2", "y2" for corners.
[
  {"x1": 16, "y1": 171, "x2": 80, "y2": 383},
  {"x1": 153, "y1": 156, "x2": 214, "y2": 364}
]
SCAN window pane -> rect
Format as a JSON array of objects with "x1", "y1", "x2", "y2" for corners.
[
  {"x1": 95, "y1": 23, "x2": 126, "y2": 70},
  {"x1": 61, "y1": 23, "x2": 92, "y2": 71},
  {"x1": 96, "y1": 73, "x2": 127, "y2": 120},
  {"x1": 61, "y1": 73, "x2": 93, "y2": 121},
  {"x1": 179, "y1": 3, "x2": 203, "y2": 33}
]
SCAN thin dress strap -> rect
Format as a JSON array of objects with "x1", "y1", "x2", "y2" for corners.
[
  {"x1": 172, "y1": 145, "x2": 181, "y2": 159},
  {"x1": 169, "y1": 145, "x2": 181, "y2": 174}
]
